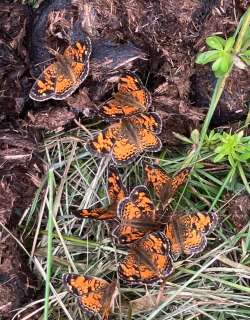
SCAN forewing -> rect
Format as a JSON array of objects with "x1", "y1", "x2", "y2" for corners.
[
  {"x1": 63, "y1": 40, "x2": 91, "y2": 82},
  {"x1": 64, "y1": 40, "x2": 92, "y2": 64},
  {"x1": 86, "y1": 122, "x2": 121, "y2": 158},
  {"x1": 29, "y1": 63, "x2": 58, "y2": 101},
  {"x1": 74, "y1": 205, "x2": 116, "y2": 221},
  {"x1": 144, "y1": 164, "x2": 172, "y2": 199},
  {"x1": 108, "y1": 165, "x2": 127, "y2": 203},
  {"x1": 111, "y1": 123, "x2": 139, "y2": 166},
  {"x1": 172, "y1": 168, "x2": 191, "y2": 193},
  {"x1": 132, "y1": 112, "x2": 162, "y2": 134}
]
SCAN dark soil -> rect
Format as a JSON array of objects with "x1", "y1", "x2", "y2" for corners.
[
  {"x1": 0, "y1": 0, "x2": 249, "y2": 318},
  {"x1": 227, "y1": 194, "x2": 250, "y2": 231}
]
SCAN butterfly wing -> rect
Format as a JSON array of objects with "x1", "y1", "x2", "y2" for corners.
[
  {"x1": 113, "y1": 186, "x2": 158, "y2": 244},
  {"x1": 29, "y1": 39, "x2": 91, "y2": 101},
  {"x1": 171, "y1": 168, "x2": 191, "y2": 193},
  {"x1": 118, "y1": 231, "x2": 173, "y2": 284},
  {"x1": 99, "y1": 72, "x2": 151, "y2": 119},
  {"x1": 74, "y1": 165, "x2": 126, "y2": 221},
  {"x1": 63, "y1": 39, "x2": 91, "y2": 81},
  {"x1": 108, "y1": 165, "x2": 127, "y2": 203},
  {"x1": 63, "y1": 274, "x2": 112, "y2": 319},
  {"x1": 164, "y1": 212, "x2": 218, "y2": 259},
  {"x1": 86, "y1": 122, "x2": 120, "y2": 157},
  {"x1": 29, "y1": 63, "x2": 58, "y2": 101}
]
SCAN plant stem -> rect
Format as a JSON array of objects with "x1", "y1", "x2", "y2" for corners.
[
  {"x1": 234, "y1": 7, "x2": 250, "y2": 54},
  {"x1": 210, "y1": 167, "x2": 236, "y2": 211},
  {"x1": 194, "y1": 7, "x2": 250, "y2": 161},
  {"x1": 194, "y1": 76, "x2": 227, "y2": 160},
  {"x1": 43, "y1": 169, "x2": 54, "y2": 320},
  {"x1": 238, "y1": 162, "x2": 250, "y2": 194}
]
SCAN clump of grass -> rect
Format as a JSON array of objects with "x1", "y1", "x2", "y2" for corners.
[{"x1": 14, "y1": 119, "x2": 250, "y2": 320}]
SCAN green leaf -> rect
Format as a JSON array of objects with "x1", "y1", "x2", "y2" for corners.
[
  {"x1": 224, "y1": 37, "x2": 235, "y2": 51},
  {"x1": 214, "y1": 153, "x2": 225, "y2": 162},
  {"x1": 242, "y1": 27, "x2": 250, "y2": 46},
  {"x1": 214, "y1": 145, "x2": 224, "y2": 154},
  {"x1": 173, "y1": 132, "x2": 192, "y2": 144},
  {"x1": 238, "y1": 152, "x2": 250, "y2": 161},
  {"x1": 219, "y1": 58, "x2": 229, "y2": 73},
  {"x1": 206, "y1": 36, "x2": 225, "y2": 50},
  {"x1": 195, "y1": 50, "x2": 221, "y2": 64},
  {"x1": 241, "y1": 49, "x2": 250, "y2": 57},
  {"x1": 212, "y1": 55, "x2": 232, "y2": 77},
  {"x1": 240, "y1": 56, "x2": 250, "y2": 65},
  {"x1": 239, "y1": 50, "x2": 250, "y2": 65},
  {"x1": 212, "y1": 58, "x2": 222, "y2": 72},
  {"x1": 228, "y1": 155, "x2": 236, "y2": 168}
]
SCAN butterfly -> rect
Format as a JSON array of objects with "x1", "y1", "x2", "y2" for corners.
[
  {"x1": 113, "y1": 185, "x2": 164, "y2": 245},
  {"x1": 118, "y1": 231, "x2": 173, "y2": 284},
  {"x1": 86, "y1": 112, "x2": 162, "y2": 166},
  {"x1": 164, "y1": 211, "x2": 218, "y2": 260},
  {"x1": 63, "y1": 274, "x2": 118, "y2": 320},
  {"x1": 99, "y1": 72, "x2": 151, "y2": 120},
  {"x1": 73, "y1": 165, "x2": 127, "y2": 221},
  {"x1": 29, "y1": 38, "x2": 91, "y2": 101},
  {"x1": 144, "y1": 164, "x2": 190, "y2": 209}
]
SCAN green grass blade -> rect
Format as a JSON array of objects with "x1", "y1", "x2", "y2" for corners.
[{"x1": 43, "y1": 169, "x2": 54, "y2": 320}]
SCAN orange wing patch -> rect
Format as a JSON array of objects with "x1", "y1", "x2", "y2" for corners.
[
  {"x1": 113, "y1": 186, "x2": 163, "y2": 245},
  {"x1": 63, "y1": 274, "x2": 118, "y2": 320},
  {"x1": 118, "y1": 231, "x2": 173, "y2": 284},
  {"x1": 164, "y1": 212, "x2": 218, "y2": 260},
  {"x1": 29, "y1": 38, "x2": 91, "y2": 101},
  {"x1": 74, "y1": 165, "x2": 127, "y2": 221},
  {"x1": 99, "y1": 72, "x2": 151, "y2": 120},
  {"x1": 145, "y1": 164, "x2": 190, "y2": 208},
  {"x1": 86, "y1": 113, "x2": 162, "y2": 166}
]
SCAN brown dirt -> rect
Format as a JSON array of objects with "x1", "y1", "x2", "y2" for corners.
[
  {"x1": 227, "y1": 194, "x2": 250, "y2": 231},
  {"x1": 0, "y1": 0, "x2": 249, "y2": 318}
]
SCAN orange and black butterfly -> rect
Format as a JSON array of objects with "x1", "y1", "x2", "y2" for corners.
[
  {"x1": 86, "y1": 112, "x2": 162, "y2": 166},
  {"x1": 63, "y1": 274, "x2": 118, "y2": 320},
  {"x1": 73, "y1": 165, "x2": 127, "y2": 221},
  {"x1": 145, "y1": 164, "x2": 190, "y2": 208},
  {"x1": 99, "y1": 72, "x2": 152, "y2": 120},
  {"x1": 29, "y1": 37, "x2": 91, "y2": 101},
  {"x1": 113, "y1": 185, "x2": 164, "y2": 245},
  {"x1": 164, "y1": 211, "x2": 218, "y2": 260},
  {"x1": 118, "y1": 231, "x2": 173, "y2": 284}
]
